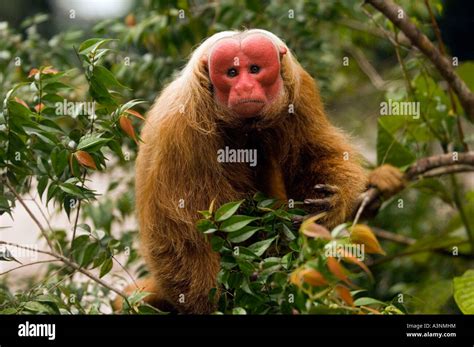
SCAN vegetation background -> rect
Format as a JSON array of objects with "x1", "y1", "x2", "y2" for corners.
[{"x1": 0, "y1": 0, "x2": 473, "y2": 314}]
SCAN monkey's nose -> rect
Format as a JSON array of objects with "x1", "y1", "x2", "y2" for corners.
[{"x1": 235, "y1": 78, "x2": 254, "y2": 96}]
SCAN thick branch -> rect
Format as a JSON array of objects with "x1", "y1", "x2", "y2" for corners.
[
  {"x1": 359, "y1": 151, "x2": 474, "y2": 212},
  {"x1": 292, "y1": 152, "x2": 474, "y2": 229},
  {"x1": 365, "y1": 0, "x2": 474, "y2": 120},
  {"x1": 405, "y1": 152, "x2": 474, "y2": 179}
]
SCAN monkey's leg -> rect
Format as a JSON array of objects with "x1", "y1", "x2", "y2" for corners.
[{"x1": 149, "y1": 243, "x2": 221, "y2": 314}]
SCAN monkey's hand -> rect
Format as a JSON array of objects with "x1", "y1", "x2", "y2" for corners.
[
  {"x1": 304, "y1": 184, "x2": 341, "y2": 214},
  {"x1": 368, "y1": 164, "x2": 406, "y2": 198}
]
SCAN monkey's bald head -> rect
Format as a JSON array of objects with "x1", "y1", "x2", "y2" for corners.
[{"x1": 206, "y1": 33, "x2": 287, "y2": 118}]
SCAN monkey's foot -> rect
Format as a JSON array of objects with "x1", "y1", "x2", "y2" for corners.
[
  {"x1": 368, "y1": 164, "x2": 405, "y2": 198},
  {"x1": 304, "y1": 184, "x2": 340, "y2": 212}
]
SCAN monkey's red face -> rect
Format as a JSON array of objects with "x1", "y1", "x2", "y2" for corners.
[{"x1": 208, "y1": 35, "x2": 284, "y2": 118}]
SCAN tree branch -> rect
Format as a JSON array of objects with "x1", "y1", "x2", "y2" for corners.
[
  {"x1": 0, "y1": 240, "x2": 128, "y2": 300},
  {"x1": 356, "y1": 151, "x2": 474, "y2": 217},
  {"x1": 347, "y1": 46, "x2": 387, "y2": 90},
  {"x1": 404, "y1": 152, "x2": 474, "y2": 179},
  {"x1": 365, "y1": 0, "x2": 474, "y2": 121},
  {"x1": 367, "y1": 239, "x2": 472, "y2": 266},
  {"x1": 0, "y1": 259, "x2": 60, "y2": 276},
  {"x1": 372, "y1": 226, "x2": 474, "y2": 260}
]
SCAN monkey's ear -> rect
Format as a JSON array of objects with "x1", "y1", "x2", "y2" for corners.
[
  {"x1": 201, "y1": 54, "x2": 208, "y2": 66},
  {"x1": 279, "y1": 46, "x2": 287, "y2": 57}
]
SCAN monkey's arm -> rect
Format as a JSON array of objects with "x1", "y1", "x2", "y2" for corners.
[
  {"x1": 301, "y1": 161, "x2": 406, "y2": 227},
  {"x1": 294, "y1": 146, "x2": 368, "y2": 229}
]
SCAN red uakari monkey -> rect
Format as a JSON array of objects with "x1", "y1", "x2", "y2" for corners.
[{"x1": 119, "y1": 29, "x2": 403, "y2": 314}]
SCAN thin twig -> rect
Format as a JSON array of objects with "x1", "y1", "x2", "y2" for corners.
[
  {"x1": 450, "y1": 175, "x2": 474, "y2": 255},
  {"x1": 3, "y1": 179, "x2": 55, "y2": 251},
  {"x1": 372, "y1": 227, "x2": 414, "y2": 245},
  {"x1": 347, "y1": 46, "x2": 387, "y2": 90},
  {"x1": 0, "y1": 240, "x2": 128, "y2": 300},
  {"x1": 368, "y1": 239, "x2": 472, "y2": 266},
  {"x1": 88, "y1": 233, "x2": 139, "y2": 289},
  {"x1": 0, "y1": 259, "x2": 60, "y2": 276},
  {"x1": 338, "y1": 18, "x2": 411, "y2": 47},
  {"x1": 392, "y1": 27, "x2": 415, "y2": 99}
]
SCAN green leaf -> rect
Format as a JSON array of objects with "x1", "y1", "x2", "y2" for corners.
[
  {"x1": 281, "y1": 223, "x2": 296, "y2": 240},
  {"x1": 228, "y1": 226, "x2": 261, "y2": 243},
  {"x1": 82, "y1": 242, "x2": 100, "y2": 267},
  {"x1": 127, "y1": 291, "x2": 152, "y2": 306},
  {"x1": 99, "y1": 258, "x2": 113, "y2": 278},
  {"x1": 77, "y1": 223, "x2": 91, "y2": 233},
  {"x1": 456, "y1": 62, "x2": 474, "y2": 91},
  {"x1": 196, "y1": 219, "x2": 217, "y2": 234},
  {"x1": 90, "y1": 76, "x2": 115, "y2": 105},
  {"x1": 215, "y1": 200, "x2": 244, "y2": 222},
  {"x1": 93, "y1": 66, "x2": 127, "y2": 89},
  {"x1": 0, "y1": 308, "x2": 17, "y2": 314},
  {"x1": 78, "y1": 38, "x2": 114, "y2": 55},
  {"x1": 353, "y1": 297, "x2": 386, "y2": 307},
  {"x1": 77, "y1": 135, "x2": 111, "y2": 151},
  {"x1": 59, "y1": 183, "x2": 84, "y2": 197},
  {"x1": 257, "y1": 198, "x2": 278, "y2": 209},
  {"x1": 24, "y1": 301, "x2": 53, "y2": 313},
  {"x1": 232, "y1": 307, "x2": 247, "y2": 315},
  {"x1": 37, "y1": 176, "x2": 48, "y2": 199},
  {"x1": 247, "y1": 237, "x2": 276, "y2": 257},
  {"x1": 234, "y1": 247, "x2": 259, "y2": 260},
  {"x1": 51, "y1": 148, "x2": 68, "y2": 177},
  {"x1": 210, "y1": 236, "x2": 225, "y2": 252},
  {"x1": 220, "y1": 215, "x2": 258, "y2": 232},
  {"x1": 46, "y1": 183, "x2": 58, "y2": 204},
  {"x1": 453, "y1": 269, "x2": 474, "y2": 314},
  {"x1": 376, "y1": 118, "x2": 416, "y2": 167},
  {"x1": 43, "y1": 82, "x2": 71, "y2": 93},
  {"x1": 27, "y1": 129, "x2": 58, "y2": 146},
  {"x1": 71, "y1": 234, "x2": 90, "y2": 264},
  {"x1": 236, "y1": 258, "x2": 255, "y2": 276}
]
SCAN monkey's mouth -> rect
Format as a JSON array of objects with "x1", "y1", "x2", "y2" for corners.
[
  {"x1": 236, "y1": 99, "x2": 265, "y2": 105},
  {"x1": 232, "y1": 99, "x2": 266, "y2": 117}
]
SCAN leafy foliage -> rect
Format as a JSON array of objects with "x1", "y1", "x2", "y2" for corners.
[{"x1": 198, "y1": 194, "x2": 403, "y2": 314}]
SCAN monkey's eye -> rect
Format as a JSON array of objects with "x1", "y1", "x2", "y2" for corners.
[
  {"x1": 249, "y1": 65, "x2": 260, "y2": 74},
  {"x1": 227, "y1": 68, "x2": 238, "y2": 77}
]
